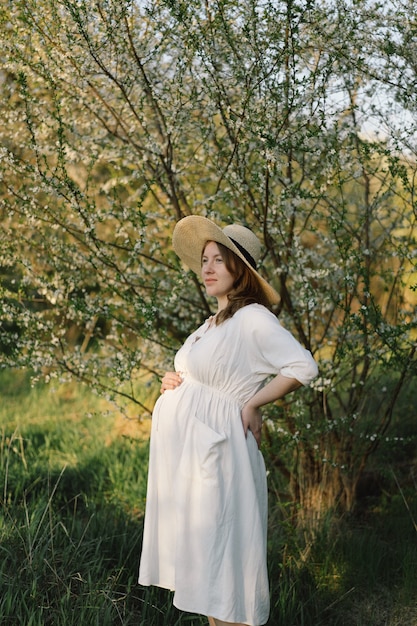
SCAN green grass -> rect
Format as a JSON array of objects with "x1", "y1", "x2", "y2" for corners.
[{"x1": 0, "y1": 370, "x2": 416, "y2": 625}]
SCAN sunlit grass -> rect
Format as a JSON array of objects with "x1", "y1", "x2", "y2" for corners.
[{"x1": 0, "y1": 370, "x2": 416, "y2": 625}]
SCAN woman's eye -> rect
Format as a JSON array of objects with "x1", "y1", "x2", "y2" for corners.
[{"x1": 201, "y1": 257, "x2": 223, "y2": 264}]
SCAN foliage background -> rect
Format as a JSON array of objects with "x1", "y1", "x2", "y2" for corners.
[
  {"x1": 0, "y1": 0, "x2": 416, "y2": 523},
  {"x1": 0, "y1": 371, "x2": 416, "y2": 625}
]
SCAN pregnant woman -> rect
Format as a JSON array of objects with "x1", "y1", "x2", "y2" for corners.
[{"x1": 139, "y1": 215, "x2": 318, "y2": 626}]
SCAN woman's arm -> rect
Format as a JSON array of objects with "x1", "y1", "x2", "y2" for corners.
[{"x1": 241, "y1": 373, "x2": 301, "y2": 447}]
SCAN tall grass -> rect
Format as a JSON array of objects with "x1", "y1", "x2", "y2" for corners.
[{"x1": 0, "y1": 370, "x2": 416, "y2": 625}]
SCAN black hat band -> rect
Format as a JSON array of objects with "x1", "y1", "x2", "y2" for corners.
[{"x1": 228, "y1": 237, "x2": 257, "y2": 269}]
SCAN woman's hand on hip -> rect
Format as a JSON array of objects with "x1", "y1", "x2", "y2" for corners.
[
  {"x1": 241, "y1": 403, "x2": 262, "y2": 448},
  {"x1": 160, "y1": 371, "x2": 183, "y2": 394}
]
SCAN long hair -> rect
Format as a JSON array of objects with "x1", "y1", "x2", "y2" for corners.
[{"x1": 203, "y1": 241, "x2": 271, "y2": 325}]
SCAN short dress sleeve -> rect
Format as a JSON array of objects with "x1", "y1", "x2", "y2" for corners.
[{"x1": 242, "y1": 305, "x2": 318, "y2": 386}]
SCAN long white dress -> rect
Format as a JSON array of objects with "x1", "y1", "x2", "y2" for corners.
[{"x1": 138, "y1": 304, "x2": 318, "y2": 626}]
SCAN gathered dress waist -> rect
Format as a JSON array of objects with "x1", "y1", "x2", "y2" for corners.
[{"x1": 179, "y1": 373, "x2": 244, "y2": 408}]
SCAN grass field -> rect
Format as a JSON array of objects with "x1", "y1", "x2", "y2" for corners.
[{"x1": 0, "y1": 370, "x2": 416, "y2": 625}]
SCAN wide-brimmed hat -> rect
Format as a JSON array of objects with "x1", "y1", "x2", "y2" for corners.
[{"x1": 172, "y1": 215, "x2": 280, "y2": 305}]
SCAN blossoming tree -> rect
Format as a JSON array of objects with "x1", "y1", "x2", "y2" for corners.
[{"x1": 0, "y1": 0, "x2": 416, "y2": 524}]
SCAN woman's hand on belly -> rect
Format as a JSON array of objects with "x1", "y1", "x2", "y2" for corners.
[{"x1": 160, "y1": 371, "x2": 183, "y2": 394}]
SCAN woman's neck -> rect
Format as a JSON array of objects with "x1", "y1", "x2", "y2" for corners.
[{"x1": 216, "y1": 295, "x2": 229, "y2": 312}]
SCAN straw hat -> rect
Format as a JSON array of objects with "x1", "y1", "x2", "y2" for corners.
[{"x1": 172, "y1": 215, "x2": 279, "y2": 305}]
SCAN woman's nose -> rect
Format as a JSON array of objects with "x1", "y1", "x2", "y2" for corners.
[{"x1": 203, "y1": 260, "x2": 214, "y2": 273}]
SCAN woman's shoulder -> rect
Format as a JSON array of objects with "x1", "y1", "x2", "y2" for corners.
[{"x1": 234, "y1": 303, "x2": 280, "y2": 326}]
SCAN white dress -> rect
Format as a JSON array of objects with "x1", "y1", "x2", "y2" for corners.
[{"x1": 138, "y1": 304, "x2": 318, "y2": 626}]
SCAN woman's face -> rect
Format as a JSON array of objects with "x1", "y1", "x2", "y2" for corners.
[{"x1": 201, "y1": 241, "x2": 235, "y2": 305}]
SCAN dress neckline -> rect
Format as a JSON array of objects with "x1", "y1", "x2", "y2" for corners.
[
  {"x1": 206, "y1": 314, "x2": 218, "y2": 328},
  {"x1": 192, "y1": 314, "x2": 218, "y2": 344}
]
